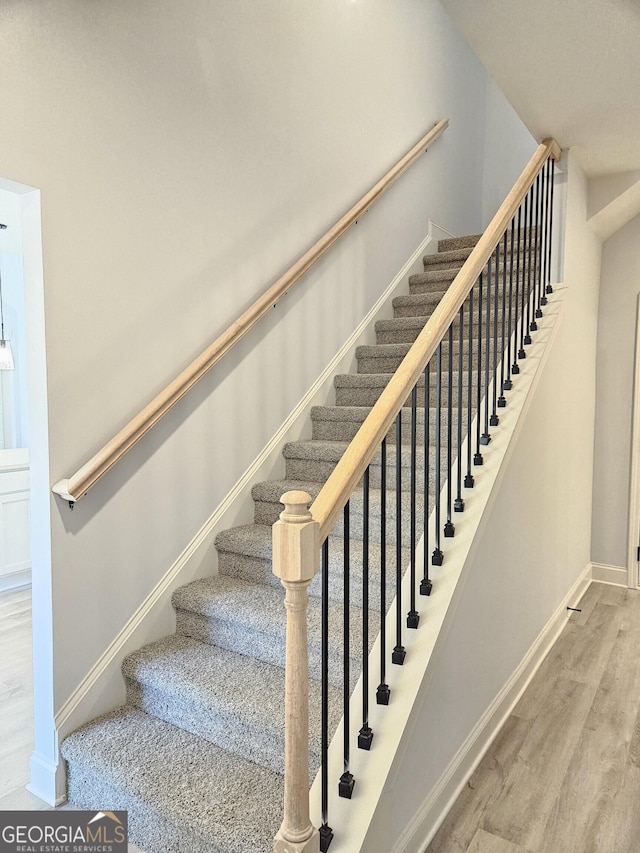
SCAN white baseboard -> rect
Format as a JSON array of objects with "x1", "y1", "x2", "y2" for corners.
[
  {"x1": 28, "y1": 748, "x2": 67, "y2": 806},
  {"x1": 590, "y1": 561, "x2": 629, "y2": 587},
  {"x1": 53, "y1": 229, "x2": 436, "y2": 751},
  {"x1": 396, "y1": 563, "x2": 592, "y2": 853},
  {"x1": 0, "y1": 568, "x2": 31, "y2": 592}
]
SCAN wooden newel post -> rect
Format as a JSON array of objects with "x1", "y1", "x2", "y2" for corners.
[{"x1": 273, "y1": 490, "x2": 320, "y2": 853}]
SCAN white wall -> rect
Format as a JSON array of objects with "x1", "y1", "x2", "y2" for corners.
[
  {"x1": 480, "y1": 78, "x2": 538, "y2": 227},
  {"x1": 363, "y1": 152, "x2": 601, "y2": 851},
  {"x1": 591, "y1": 214, "x2": 640, "y2": 568},
  {"x1": 0, "y1": 0, "x2": 535, "y2": 799}
]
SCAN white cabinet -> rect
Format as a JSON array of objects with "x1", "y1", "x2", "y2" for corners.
[{"x1": 0, "y1": 448, "x2": 30, "y2": 590}]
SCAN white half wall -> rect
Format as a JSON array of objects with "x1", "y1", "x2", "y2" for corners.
[{"x1": 360, "y1": 151, "x2": 601, "y2": 851}]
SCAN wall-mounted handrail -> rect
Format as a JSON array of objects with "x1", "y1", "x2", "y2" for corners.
[
  {"x1": 52, "y1": 118, "x2": 449, "y2": 505},
  {"x1": 310, "y1": 137, "x2": 561, "y2": 542}
]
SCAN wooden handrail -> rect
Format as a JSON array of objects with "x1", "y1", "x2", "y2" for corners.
[
  {"x1": 311, "y1": 137, "x2": 561, "y2": 542},
  {"x1": 52, "y1": 119, "x2": 449, "y2": 504}
]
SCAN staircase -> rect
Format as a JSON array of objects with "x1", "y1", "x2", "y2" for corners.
[{"x1": 61, "y1": 232, "x2": 508, "y2": 853}]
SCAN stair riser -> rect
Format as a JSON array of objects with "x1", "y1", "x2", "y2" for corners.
[
  {"x1": 66, "y1": 766, "x2": 222, "y2": 853},
  {"x1": 437, "y1": 229, "x2": 539, "y2": 252},
  {"x1": 375, "y1": 308, "x2": 523, "y2": 343},
  {"x1": 335, "y1": 377, "x2": 482, "y2": 408},
  {"x1": 217, "y1": 547, "x2": 400, "y2": 609},
  {"x1": 357, "y1": 349, "x2": 478, "y2": 375},
  {"x1": 125, "y1": 677, "x2": 343, "y2": 779},
  {"x1": 255, "y1": 492, "x2": 438, "y2": 547},
  {"x1": 423, "y1": 236, "x2": 537, "y2": 269},
  {"x1": 311, "y1": 409, "x2": 465, "y2": 444},
  {"x1": 175, "y1": 608, "x2": 370, "y2": 689},
  {"x1": 409, "y1": 271, "x2": 535, "y2": 295},
  {"x1": 283, "y1": 451, "x2": 447, "y2": 491},
  {"x1": 358, "y1": 343, "x2": 504, "y2": 375},
  {"x1": 393, "y1": 293, "x2": 509, "y2": 319},
  {"x1": 126, "y1": 677, "x2": 293, "y2": 775}
]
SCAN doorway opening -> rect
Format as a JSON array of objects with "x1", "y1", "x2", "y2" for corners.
[{"x1": 0, "y1": 176, "x2": 56, "y2": 806}]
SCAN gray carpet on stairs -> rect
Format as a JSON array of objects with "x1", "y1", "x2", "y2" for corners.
[{"x1": 61, "y1": 230, "x2": 508, "y2": 852}]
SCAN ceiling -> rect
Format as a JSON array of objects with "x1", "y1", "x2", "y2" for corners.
[{"x1": 440, "y1": 0, "x2": 640, "y2": 177}]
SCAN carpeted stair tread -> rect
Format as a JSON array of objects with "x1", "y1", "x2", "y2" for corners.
[
  {"x1": 281, "y1": 440, "x2": 449, "y2": 492},
  {"x1": 423, "y1": 246, "x2": 475, "y2": 269},
  {"x1": 375, "y1": 316, "x2": 429, "y2": 344},
  {"x1": 251, "y1": 473, "x2": 438, "y2": 510},
  {"x1": 422, "y1": 238, "x2": 534, "y2": 271},
  {"x1": 123, "y1": 634, "x2": 341, "y2": 775},
  {"x1": 393, "y1": 290, "x2": 505, "y2": 318},
  {"x1": 438, "y1": 234, "x2": 482, "y2": 251},
  {"x1": 61, "y1": 705, "x2": 282, "y2": 853},
  {"x1": 215, "y1": 522, "x2": 406, "y2": 604},
  {"x1": 356, "y1": 341, "x2": 472, "y2": 374},
  {"x1": 251, "y1": 477, "x2": 322, "y2": 504},
  {"x1": 251, "y1": 476, "x2": 436, "y2": 545},
  {"x1": 283, "y1": 439, "x2": 443, "y2": 469},
  {"x1": 173, "y1": 574, "x2": 379, "y2": 686},
  {"x1": 334, "y1": 370, "x2": 478, "y2": 407},
  {"x1": 357, "y1": 342, "x2": 413, "y2": 360},
  {"x1": 408, "y1": 268, "x2": 459, "y2": 289},
  {"x1": 393, "y1": 291, "x2": 451, "y2": 315},
  {"x1": 311, "y1": 403, "x2": 467, "y2": 443},
  {"x1": 375, "y1": 314, "x2": 495, "y2": 345},
  {"x1": 408, "y1": 265, "x2": 526, "y2": 296},
  {"x1": 216, "y1": 522, "x2": 274, "y2": 561}
]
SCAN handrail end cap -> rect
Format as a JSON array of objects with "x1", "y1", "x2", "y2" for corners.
[{"x1": 52, "y1": 479, "x2": 76, "y2": 503}]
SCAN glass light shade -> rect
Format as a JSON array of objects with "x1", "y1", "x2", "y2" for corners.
[{"x1": 0, "y1": 340, "x2": 14, "y2": 370}]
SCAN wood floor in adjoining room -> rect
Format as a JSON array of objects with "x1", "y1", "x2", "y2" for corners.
[
  {"x1": 425, "y1": 582, "x2": 640, "y2": 853},
  {"x1": 0, "y1": 585, "x2": 144, "y2": 852}
]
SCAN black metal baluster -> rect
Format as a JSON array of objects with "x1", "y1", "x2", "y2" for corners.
[
  {"x1": 546, "y1": 158, "x2": 555, "y2": 295},
  {"x1": 474, "y1": 274, "x2": 484, "y2": 464},
  {"x1": 359, "y1": 468, "x2": 373, "y2": 749},
  {"x1": 540, "y1": 159, "x2": 550, "y2": 307},
  {"x1": 444, "y1": 324, "x2": 455, "y2": 538},
  {"x1": 504, "y1": 217, "x2": 515, "y2": 389},
  {"x1": 377, "y1": 438, "x2": 390, "y2": 703},
  {"x1": 490, "y1": 244, "x2": 500, "y2": 426},
  {"x1": 480, "y1": 257, "x2": 492, "y2": 446},
  {"x1": 421, "y1": 361, "x2": 433, "y2": 595},
  {"x1": 534, "y1": 171, "x2": 544, "y2": 320},
  {"x1": 529, "y1": 176, "x2": 539, "y2": 331},
  {"x1": 407, "y1": 386, "x2": 419, "y2": 627},
  {"x1": 392, "y1": 411, "x2": 405, "y2": 664},
  {"x1": 455, "y1": 303, "x2": 465, "y2": 511},
  {"x1": 432, "y1": 343, "x2": 444, "y2": 564},
  {"x1": 339, "y1": 505, "x2": 354, "y2": 798},
  {"x1": 498, "y1": 230, "x2": 508, "y2": 407},
  {"x1": 320, "y1": 538, "x2": 333, "y2": 852},
  {"x1": 516, "y1": 203, "x2": 526, "y2": 363},
  {"x1": 524, "y1": 189, "x2": 533, "y2": 346},
  {"x1": 465, "y1": 286, "x2": 475, "y2": 487}
]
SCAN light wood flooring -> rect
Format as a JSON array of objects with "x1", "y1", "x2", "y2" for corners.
[
  {"x1": 426, "y1": 582, "x2": 640, "y2": 853},
  {"x1": 0, "y1": 585, "x2": 144, "y2": 852}
]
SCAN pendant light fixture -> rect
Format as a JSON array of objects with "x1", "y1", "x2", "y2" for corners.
[{"x1": 0, "y1": 222, "x2": 14, "y2": 370}]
